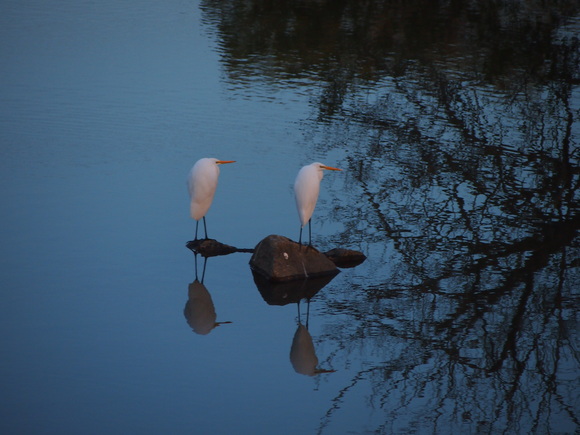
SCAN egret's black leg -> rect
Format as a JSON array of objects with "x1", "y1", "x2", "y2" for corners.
[
  {"x1": 299, "y1": 226, "x2": 303, "y2": 245},
  {"x1": 195, "y1": 220, "x2": 199, "y2": 240},
  {"x1": 203, "y1": 216, "x2": 208, "y2": 239},
  {"x1": 308, "y1": 220, "x2": 312, "y2": 246},
  {"x1": 201, "y1": 256, "x2": 207, "y2": 283},
  {"x1": 193, "y1": 252, "x2": 208, "y2": 283}
]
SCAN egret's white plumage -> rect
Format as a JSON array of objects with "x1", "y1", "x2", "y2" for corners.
[
  {"x1": 293, "y1": 162, "x2": 342, "y2": 245},
  {"x1": 187, "y1": 157, "x2": 235, "y2": 239}
]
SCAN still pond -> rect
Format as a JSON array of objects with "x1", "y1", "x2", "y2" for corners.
[{"x1": 1, "y1": 1, "x2": 578, "y2": 434}]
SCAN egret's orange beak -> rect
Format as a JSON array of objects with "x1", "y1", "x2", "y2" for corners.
[
  {"x1": 217, "y1": 160, "x2": 236, "y2": 164},
  {"x1": 321, "y1": 165, "x2": 342, "y2": 171}
]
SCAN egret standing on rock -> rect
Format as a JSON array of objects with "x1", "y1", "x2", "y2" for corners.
[
  {"x1": 294, "y1": 162, "x2": 342, "y2": 245},
  {"x1": 188, "y1": 158, "x2": 235, "y2": 240}
]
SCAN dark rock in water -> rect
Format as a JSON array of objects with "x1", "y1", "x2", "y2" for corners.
[
  {"x1": 324, "y1": 248, "x2": 367, "y2": 268},
  {"x1": 253, "y1": 270, "x2": 336, "y2": 305},
  {"x1": 249, "y1": 235, "x2": 339, "y2": 282},
  {"x1": 186, "y1": 236, "x2": 365, "y2": 270},
  {"x1": 186, "y1": 238, "x2": 253, "y2": 257}
]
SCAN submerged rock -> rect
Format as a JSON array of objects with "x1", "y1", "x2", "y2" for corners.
[
  {"x1": 186, "y1": 238, "x2": 253, "y2": 257},
  {"x1": 324, "y1": 248, "x2": 367, "y2": 268},
  {"x1": 249, "y1": 235, "x2": 340, "y2": 282}
]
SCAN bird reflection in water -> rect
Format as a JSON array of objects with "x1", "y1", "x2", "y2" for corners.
[
  {"x1": 184, "y1": 254, "x2": 232, "y2": 335},
  {"x1": 290, "y1": 299, "x2": 335, "y2": 376}
]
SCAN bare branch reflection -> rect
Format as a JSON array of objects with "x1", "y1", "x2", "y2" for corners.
[{"x1": 201, "y1": 0, "x2": 579, "y2": 432}]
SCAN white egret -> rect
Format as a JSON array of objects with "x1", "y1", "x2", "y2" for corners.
[
  {"x1": 294, "y1": 162, "x2": 342, "y2": 245},
  {"x1": 188, "y1": 157, "x2": 235, "y2": 240}
]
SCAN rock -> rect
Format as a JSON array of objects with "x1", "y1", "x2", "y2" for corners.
[
  {"x1": 186, "y1": 236, "x2": 366, "y2": 270},
  {"x1": 324, "y1": 248, "x2": 367, "y2": 268},
  {"x1": 186, "y1": 238, "x2": 253, "y2": 257},
  {"x1": 249, "y1": 235, "x2": 340, "y2": 282},
  {"x1": 252, "y1": 270, "x2": 336, "y2": 305}
]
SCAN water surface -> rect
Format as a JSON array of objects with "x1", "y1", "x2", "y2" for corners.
[{"x1": 1, "y1": 1, "x2": 578, "y2": 434}]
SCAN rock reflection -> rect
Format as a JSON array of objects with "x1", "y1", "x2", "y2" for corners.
[
  {"x1": 290, "y1": 301, "x2": 335, "y2": 377},
  {"x1": 251, "y1": 272, "x2": 336, "y2": 376},
  {"x1": 252, "y1": 271, "x2": 336, "y2": 306},
  {"x1": 184, "y1": 254, "x2": 232, "y2": 335}
]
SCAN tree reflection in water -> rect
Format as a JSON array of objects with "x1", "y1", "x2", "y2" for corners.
[{"x1": 201, "y1": 0, "x2": 579, "y2": 433}]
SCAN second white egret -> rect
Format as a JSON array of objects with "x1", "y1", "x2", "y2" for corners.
[
  {"x1": 188, "y1": 157, "x2": 235, "y2": 240},
  {"x1": 294, "y1": 162, "x2": 342, "y2": 245}
]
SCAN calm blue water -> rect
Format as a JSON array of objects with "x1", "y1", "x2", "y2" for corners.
[{"x1": 1, "y1": 1, "x2": 578, "y2": 434}]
